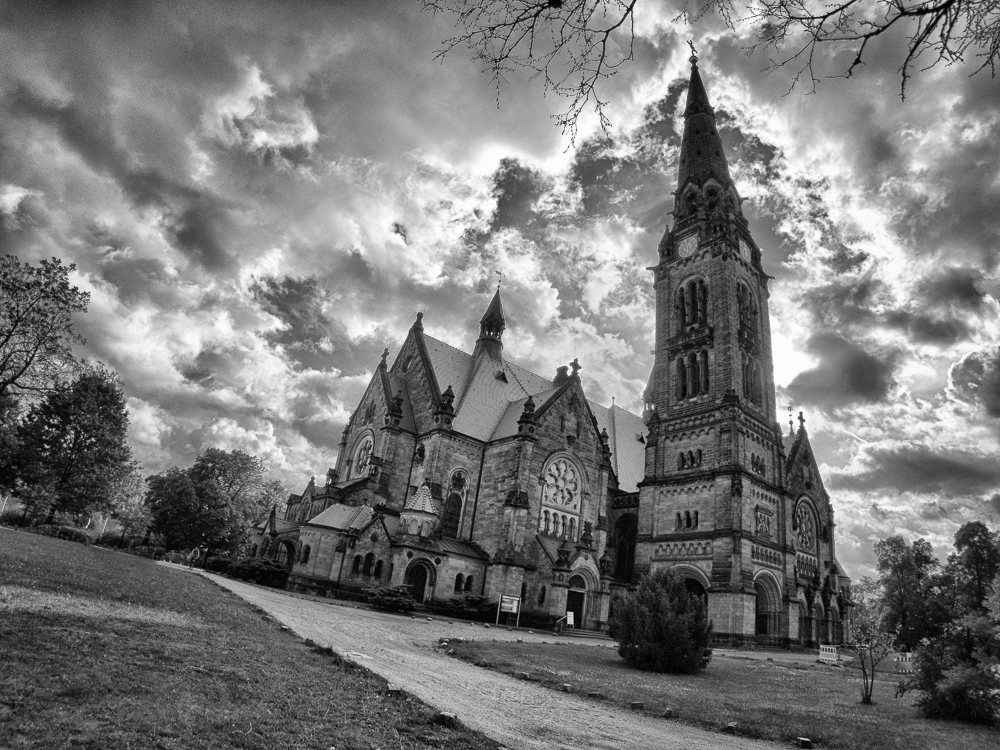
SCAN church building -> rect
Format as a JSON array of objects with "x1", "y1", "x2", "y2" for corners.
[{"x1": 251, "y1": 54, "x2": 852, "y2": 647}]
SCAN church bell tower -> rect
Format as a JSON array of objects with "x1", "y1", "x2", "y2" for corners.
[{"x1": 636, "y1": 52, "x2": 786, "y2": 644}]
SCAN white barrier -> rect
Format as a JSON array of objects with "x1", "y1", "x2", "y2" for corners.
[
  {"x1": 894, "y1": 653, "x2": 914, "y2": 673},
  {"x1": 819, "y1": 645, "x2": 839, "y2": 663}
]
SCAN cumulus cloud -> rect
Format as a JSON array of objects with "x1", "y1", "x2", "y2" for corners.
[{"x1": 787, "y1": 333, "x2": 898, "y2": 408}]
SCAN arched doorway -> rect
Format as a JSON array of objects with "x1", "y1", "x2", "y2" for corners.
[
  {"x1": 404, "y1": 561, "x2": 433, "y2": 603},
  {"x1": 271, "y1": 540, "x2": 296, "y2": 569},
  {"x1": 754, "y1": 575, "x2": 781, "y2": 644},
  {"x1": 567, "y1": 574, "x2": 587, "y2": 629},
  {"x1": 684, "y1": 577, "x2": 708, "y2": 602},
  {"x1": 613, "y1": 514, "x2": 637, "y2": 583}
]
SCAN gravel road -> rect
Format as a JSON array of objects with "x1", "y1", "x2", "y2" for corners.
[{"x1": 200, "y1": 572, "x2": 785, "y2": 750}]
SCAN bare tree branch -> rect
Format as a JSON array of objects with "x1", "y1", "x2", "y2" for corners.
[{"x1": 424, "y1": 0, "x2": 1000, "y2": 136}]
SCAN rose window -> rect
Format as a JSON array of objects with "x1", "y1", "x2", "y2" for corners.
[
  {"x1": 795, "y1": 504, "x2": 815, "y2": 552},
  {"x1": 352, "y1": 437, "x2": 373, "y2": 479},
  {"x1": 543, "y1": 459, "x2": 580, "y2": 510}
]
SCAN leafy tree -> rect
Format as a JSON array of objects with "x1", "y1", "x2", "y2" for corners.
[
  {"x1": 147, "y1": 448, "x2": 285, "y2": 552},
  {"x1": 953, "y1": 521, "x2": 1000, "y2": 611},
  {"x1": 897, "y1": 521, "x2": 1000, "y2": 723},
  {"x1": 425, "y1": 0, "x2": 1000, "y2": 136},
  {"x1": 874, "y1": 534, "x2": 943, "y2": 650},
  {"x1": 842, "y1": 577, "x2": 897, "y2": 705},
  {"x1": 0, "y1": 255, "x2": 89, "y2": 406},
  {"x1": 11, "y1": 365, "x2": 133, "y2": 518},
  {"x1": 608, "y1": 567, "x2": 712, "y2": 673}
]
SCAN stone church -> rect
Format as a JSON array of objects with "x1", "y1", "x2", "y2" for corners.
[{"x1": 251, "y1": 55, "x2": 852, "y2": 647}]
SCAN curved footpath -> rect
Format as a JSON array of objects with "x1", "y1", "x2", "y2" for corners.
[{"x1": 195, "y1": 570, "x2": 785, "y2": 750}]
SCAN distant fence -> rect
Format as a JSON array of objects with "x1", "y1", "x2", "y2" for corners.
[
  {"x1": 819, "y1": 645, "x2": 839, "y2": 663},
  {"x1": 893, "y1": 653, "x2": 914, "y2": 673}
]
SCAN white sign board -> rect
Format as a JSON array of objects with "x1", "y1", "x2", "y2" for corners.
[
  {"x1": 565, "y1": 611, "x2": 575, "y2": 627},
  {"x1": 500, "y1": 595, "x2": 520, "y2": 614}
]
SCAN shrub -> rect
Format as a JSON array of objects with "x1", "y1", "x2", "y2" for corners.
[
  {"x1": 608, "y1": 568, "x2": 712, "y2": 674},
  {"x1": 56, "y1": 526, "x2": 92, "y2": 545},
  {"x1": 368, "y1": 585, "x2": 416, "y2": 613},
  {"x1": 228, "y1": 558, "x2": 289, "y2": 588},
  {"x1": 899, "y1": 613, "x2": 1000, "y2": 724},
  {"x1": 427, "y1": 594, "x2": 496, "y2": 622},
  {"x1": 204, "y1": 555, "x2": 233, "y2": 575}
]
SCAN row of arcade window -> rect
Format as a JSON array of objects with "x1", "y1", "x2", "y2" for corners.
[
  {"x1": 677, "y1": 350, "x2": 710, "y2": 400},
  {"x1": 678, "y1": 450, "x2": 703, "y2": 469},
  {"x1": 351, "y1": 553, "x2": 387, "y2": 581},
  {"x1": 742, "y1": 356, "x2": 763, "y2": 406},
  {"x1": 453, "y1": 574, "x2": 475, "y2": 593},
  {"x1": 737, "y1": 283, "x2": 759, "y2": 337},
  {"x1": 539, "y1": 510, "x2": 578, "y2": 541},
  {"x1": 677, "y1": 280, "x2": 708, "y2": 328},
  {"x1": 675, "y1": 510, "x2": 700, "y2": 530}
]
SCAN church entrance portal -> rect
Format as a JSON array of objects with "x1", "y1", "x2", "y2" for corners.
[
  {"x1": 404, "y1": 562, "x2": 431, "y2": 603},
  {"x1": 567, "y1": 575, "x2": 587, "y2": 628}
]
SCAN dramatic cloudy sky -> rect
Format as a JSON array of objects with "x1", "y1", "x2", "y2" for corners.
[{"x1": 2, "y1": 1, "x2": 999, "y2": 577}]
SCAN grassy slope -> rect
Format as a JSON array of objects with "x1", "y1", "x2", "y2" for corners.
[
  {"x1": 0, "y1": 529, "x2": 499, "y2": 750},
  {"x1": 447, "y1": 640, "x2": 999, "y2": 750}
]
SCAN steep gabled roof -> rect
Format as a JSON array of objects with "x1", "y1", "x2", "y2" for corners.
[
  {"x1": 421, "y1": 335, "x2": 474, "y2": 405},
  {"x1": 590, "y1": 401, "x2": 646, "y2": 493},
  {"x1": 308, "y1": 504, "x2": 374, "y2": 531}
]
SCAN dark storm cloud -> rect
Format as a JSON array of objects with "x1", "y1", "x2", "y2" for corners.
[
  {"x1": 919, "y1": 266, "x2": 987, "y2": 312},
  {"x1": 252, "y1": 273, "x2": 389, "y2": 376},
  {"x1": 829, "y1": 445, "x2": 1000, "y2": 496},
  {"x1": 950, "y1": 346, "x2": 1000, "y2": 417},
  {"x1": 490, "y1": 158, "x2": 551, "y2": 234},
  {"x1": 802, "y1": 273, "x2": 885, "y2": 330},
  {"x1": 6, "y1": 85, "x2": 236, "y2": 271},
  {"x1": 787, "y1": 333, "x2": 897, "y2": 408}
]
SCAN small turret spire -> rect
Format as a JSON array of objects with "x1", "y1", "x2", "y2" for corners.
[{"x1": 473, "y1": 285, "x2": 506, "y2": 361}]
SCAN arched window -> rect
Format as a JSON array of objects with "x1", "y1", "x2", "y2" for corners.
[
  {"x1": 687, "y1": 352, "x2": 698, "y2": 396},
  {"x1": 754, "y1": 364, "x2": 762, "y2": 405},
  {"x1": 373, "y1": 560, "x2": 384, "y2": 580},
  {"x1": 568, "y1": 517, "x2": 576, "y2": 541},
  {"x1": 388, "y1": 562, "x2": 394, "y2": 582},
  {"x1": 685, "y1": 511, "x2": 692, "y2": 528},
  {"x1": 686, "y1": 281, "x2": 697, "y2": 325},
  {"x1": 699, "y1": 350, "x2": 709, "y2": 393},
  {"x1": 679, "y1": 452, "x2": 686, "y2": 469},
  {"x1": 538, "y1": 585, "x2": 546, "y2": 605},
  {"x1": 455, "y1": 573, "x2": 464, "y2": 593},
  {"x1": 687, "y1": 450, "x2": 695, "y2": 467},
  {"x1": 250, "y1": 544, "x2": 258, "y2": 558},
  {"x1": 698, "y1": 281, "x2": 708, "y2": 324},
  {"x1": 465, "y1": 576, "x2": 474, "y2": 593},
  {"x1": 351, "y1": 555, "x2": 362, "y2": 574},
  {"x1": 676, "y1": 512, "x2": 682, "y2": 530},
  {"x1": 441, "y1": 492, "x2": 462, "y2": 538},
  {"x1": 520, "y1": 582, "x2": 527, "y2": 601},
  {"x1": 300, "y1": 545, "x2": 311, "y2": 564},
  {"x1": 677, "y1": 288, "x2": 688, "y2": 328},
  {"x1": 543, "y1": 510, "x2": 550, "y2": 533},
  {"x1": 363, "y1": 552, "x2": 374, "y2": 576},
  {"x1": 677, "y1": 357, "x2": 687, "y2": 400},
  {"x1": 694, "y1": 510, "x2": 699, "y2": 527},
  {"x1": 696, "y1": 449, "x2": 703, "y2": 466}
]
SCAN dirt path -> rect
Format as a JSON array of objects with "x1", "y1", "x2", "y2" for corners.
[{"x1": 198, "y1": 572, "x2": 785, "y2": 750}]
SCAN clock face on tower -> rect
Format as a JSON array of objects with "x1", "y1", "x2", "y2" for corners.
[
  {"x1": 739, "y1": 238, "x2": 752, "y2": 261},
  {"x1": 678, "y1": 234, "x2": 698, "y2": 258}
]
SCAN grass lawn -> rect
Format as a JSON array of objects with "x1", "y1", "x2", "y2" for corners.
[
  {"x1": 446, "y1": 639, "x2": 999, "y2": 750},
  {"x1": 0, "y1": 528, "x2": 500, "y2": 750}
]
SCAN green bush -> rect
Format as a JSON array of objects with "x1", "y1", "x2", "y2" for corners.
[
  {"x1": 56, "y1": 526, "x2": 92, "y2": 545},
  {"x1": 427, "y1": 594, "x2": 496, "y2": 622},
  {"x1": 901, "y1": 615, "x2": 1000, "y2": 724},
  {"x1": 368, "y1": 585, "x2": 416, "y2": 613},
  {"x1": 608, "y1": 568, "x2": 712, "y2": 674},
  {"x1": 228, "y1": 557, "x2": 289, "y2": 588},
  {"x1": 204, "y1": 555, "x2": 232, "y2": 575}
]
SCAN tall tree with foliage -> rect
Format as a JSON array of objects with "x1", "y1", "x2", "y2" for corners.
[
  {"x1": 897, "y1": 521, "x2": 1000, "y2": 724},
  {"x1": 147, "y1": 448, "x2": 285, "y2": 552},
  {"x1": 608, "y1": 567, "x2": 712, "y2": 673},
  {"x1": 874, "y1": 535, "x2": 943, "y2": 650},
  {"x1": 11, "y1": 365, "x2": 134, "y2": 518},
  {"x1": 0, "y1": 255, "x2": 89, "y2": 406}
]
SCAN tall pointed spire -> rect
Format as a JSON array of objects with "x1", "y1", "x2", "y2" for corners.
[
  {"x1": 676, "y1": 50, "x2": 732, "y2": 193},
  {"x1": 473, "y1": 285, "x2": 506, "y2": 361}
]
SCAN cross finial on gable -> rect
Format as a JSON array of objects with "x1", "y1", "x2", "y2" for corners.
[
  {"x1": 688, "y1": 39, "x2": 698, "y2": 65},
  {"x1": 798, "y1": 411, "x2": 806, "y2": 431},
  {"x1": 570, "y1": 357, "x2": 581, "y2": 377},
  {"x1": 495, "y1": 268, "x2": 505, "y2": 290}
]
